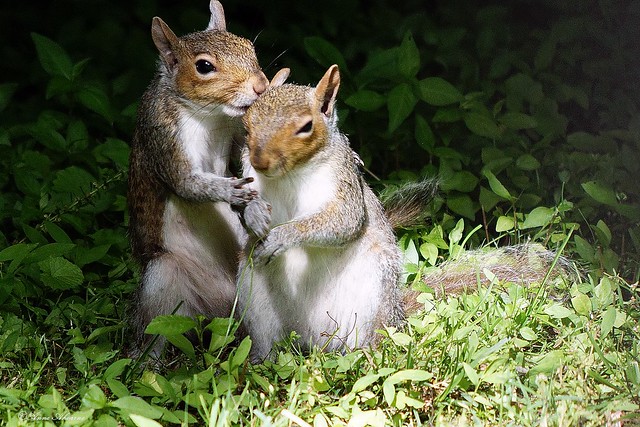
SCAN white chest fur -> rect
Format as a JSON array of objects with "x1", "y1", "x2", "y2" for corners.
[
  {"x1": 178, "y1": 109, "x2": 236, "y2": 176},
  {"x1": 253, "y1": 160, "x2": 337, "y2": 225},
  {"x1": 160, "y1": 109, "x2": 245, "y2": 265}
]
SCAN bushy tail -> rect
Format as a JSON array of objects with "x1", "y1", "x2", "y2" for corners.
[
  {"x1": 424, "y1": 243, "x2": 577, "y2": 293},
  {"x1": 380, "y1": 178, "x2": 439, "y2": 228},
  {"x1": 403, "y1": 243, "x2": 579, "y2": 314}
]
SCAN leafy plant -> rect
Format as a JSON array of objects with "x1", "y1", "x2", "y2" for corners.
[{"x1": 1, "y1": 1, "x2": 639, "y2": 426}]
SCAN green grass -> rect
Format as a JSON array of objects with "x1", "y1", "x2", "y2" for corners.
[{"x1": 1, "y1": 252, "x2": 638, "y2": 426}]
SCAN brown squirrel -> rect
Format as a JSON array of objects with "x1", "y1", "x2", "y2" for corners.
[{"x1": 127, "y1": 0, "x2": 283, "y2": 356}]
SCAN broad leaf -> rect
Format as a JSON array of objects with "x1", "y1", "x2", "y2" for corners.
[
  {"x1": 387, "y1": 83, "x2": 417, "y2": 132},
  {"x1": 417, "y1": 77, "x2": 462, "y2": 106},
  {"x1": 31, "y1": 33, "x2": 73, "y2": 79}
]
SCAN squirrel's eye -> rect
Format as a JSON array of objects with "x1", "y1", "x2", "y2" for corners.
[
  {"x1": 195, "y1": 59, "x2": 216, "y2": 75},
  {"x1": 296, "y1": 120, "x2": 313, "y2": 135}
]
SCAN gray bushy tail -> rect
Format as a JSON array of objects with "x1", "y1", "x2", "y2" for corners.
[
  {"x1": 380, "y1": 178, "x2": 439, "y2": 228},
  {"x1": 423, "y1": 243, "x2": 579, "y2": 296}
]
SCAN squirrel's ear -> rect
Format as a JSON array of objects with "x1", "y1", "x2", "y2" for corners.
[
  {"x1": 151, "y1": 17, "x2": 180, "y2": 70},
  {"x1": 315, "y1": 65, "x2": 340, "y2": 117},
  {"x1": 269, "y1": 68, "x2": 290, "y2": 88},
  {"x1": 206, "y1": 0, "x2": 227, "y2": 31}
]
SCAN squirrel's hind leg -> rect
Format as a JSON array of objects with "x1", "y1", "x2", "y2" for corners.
[{"x1": 130, "y1": 252, "x2": 236, "y2": 360}]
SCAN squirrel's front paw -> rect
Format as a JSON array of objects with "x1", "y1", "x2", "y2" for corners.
[
  {"x1": 228, "y1": 177, "x2": 257, "y2": 206},
  {"x1": 244, "y1": 198, "x2": 271, "y2": 237},
  {"x1": 251, "y1": 236, "x2": 286, "y2": 265}
]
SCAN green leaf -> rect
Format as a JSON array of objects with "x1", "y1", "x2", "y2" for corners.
[
  {"x1": 535, "y1": 38, "x2": 556, "y2": 71},
  {"x1": 351, "y1": 373, "x2": 385, "y2": 393},
  {"x1": 145, "y1": 315, "x2": 197, "y2": 336},
  {"x1": 0, "y1": 83, "x2": 19, "y2": 113},
  {"x1": 130, "y1": 414, "x2": 163, "y2": 427},
  {"x1": 600, "y1": 307, "x2": 616, "y2": 338},
  {"x1": 0, "y1": 243, "x2": 38, "y2": 274},
  {"x1": 44, "y1": 222, "x2": 72, "y2": 244},
  {"x1": 345, "y1": 90, "x2": 385, "y2": 112},
  {"x1": 464, "y1": 112, "x2": 500, "y2": 139},
  {"x1": 441, "y1": 171, "x2": 479, "y2": 193},
  {"x1": 386, "y1": 369, "x2": 432, "y2": 384},
  {"x1": 594, "y1": 277, "x2": 614, "y2": 307},
  {"x1": 24, "y1": 243, "x2": 76, "y2": 264},
  {"x1": 516, "y1": 154, "x2": 541, "y2": 171},
  {"x1": 401, "y1": 237, "x2": 419, "y2": 266},
  {"x1": 387, "y1": 83, "x2": 417, "y2": 132},
  {"x1": 479, "y1": 186, "x2": 502, "y2": 212},
  {"x1": 383, "y1": 379, "x2": 395, "y2": 405},
  {"x1": 45, "y1": 76, "x2": 74, "y2": 99},
  {"x1": 111, "y1": 396, "x2": 163, "y2": 419},
  {"x1": 0, "y1": 243, "x2": 38, "y2": 263},
  {"x1": 52, "y1": 166, "x2": 95, "y2": 198},
  {"x1": 462, "y1": 363, "x2": 479, "y2": 385},
  {"x1": 574, "y1": 235, "x2": 594, "y2": 262},
  {"x1": 395, "y1": 390, "x2": 425, "y2": 410},
  {"x1": 104, "y1": 358, "x2": 132, "y2": 380},
  {"x1": 419, "y1": 242, "x2": 438, "y2": 266},
  {"x1": 389, "y1": 331, "x2": 412, "y2": 346},
  {"x1": 571, "y1": 293, "x2": 591, "y2": 316},
  {"x1": 496, "y1": 216, "x2": 515, "y2": 232},
  {"x1": 446, "y1": 194, "x2": 476, "y2": 220},
  {"x1": 416, "y1": 77, "x2": 462, "y2": 106},
  {"x1": 357, "y1": 47, "x2": 400, "y2": 84},
  {"x1": 303, "y1": 36, "x2": 348, "y2": 73},
  {"x1": 38, "y1": 387, "x2": 64, "y2": 410},
  {"x1": 449, "y1": 218, "x2": 465, "y2": 245},
  {"x1": 77, "y1": 86, "x2": 113, "y2": 122},
  {"x1": 519, "y1": 327, "x2": 538, "y2": 341},
  {"x1": 39, "y1": 257, "x2": 84, "y2": 290},
  {"x1": 75, "y1": 244, "x2": 111, "y2": 267},
  {"x1": 581, "y1": 181, "x2": 618, "y2": 206},
  {"x1": 82, "y1": 384, "x2": 107, "y2": 410},
  {"x1": 500, "y1": 112, "x2": 538, "y2": 130},
  {"x1": 482, "y1": 170, "x2": 512, "y2": 200},
  {"x1": 31, "y1": 33, "x2": 73, "y2": 79},
  {"x1": 67, "y1": 120, "x2": 89, "y2": 152},
  {"x1": 544, "y1": 304, "x2": 574, "y2": 319},
  {"x1": 72, "y1": 58, "x2": 92, "y2": 80},
  {"x1": 529, "y1": 350, "x2": 564, "y2": 375},
  {"x1": 165, "y1": 334, "x2": 196, "y2": 359},
  {"x1": 397, "y1": 32, "x2": 420, "y2": 78},
  {"x1": 92, "y1": 138, "x2": 130, "y2": 169},
  {"x1": 414, "y1": 115, "x2": 436, "y2": 152},
  {"x1": 522, "y1": 206, "x2": 554, "y2": 229},
  {"x1": 14, "y1": 166, "x2": 43, "y2": 196},
  {"x1": 232, "y1": 336, "x2": 252, "y2": 368}
]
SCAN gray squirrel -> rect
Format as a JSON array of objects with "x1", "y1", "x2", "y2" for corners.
[
  {"x1": 127, "y1": 0, "x2": 285, "y2": 356},
  {"x1": 238, "y1": 65, "x2": 435, "y2": 361},
  {"x1": 236, "y1": 65, "x2": 575, "y2": 361}
]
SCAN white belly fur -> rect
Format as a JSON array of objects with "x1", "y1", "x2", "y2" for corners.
[{"x1": 239, "y1": 226, "x2": 386, "y2": 358}]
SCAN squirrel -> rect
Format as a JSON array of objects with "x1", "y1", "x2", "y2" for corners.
[
  {"x1": 235, "y1": 65, "x2": 577, "y2": 361},
  {"x1": 237, "y1": 64, "x2": 429, "y2": 361},
  {"x1": 127, "y1": 0, "x2": 283, "y2": 357}
]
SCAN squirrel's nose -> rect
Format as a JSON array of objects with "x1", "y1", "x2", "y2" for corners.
[
  {"x1": 252, "y1": 72, "x2": 268, "y2": 95},
  {"x1": 250, "y1": 146, "x2": 270, "y2": 172}
]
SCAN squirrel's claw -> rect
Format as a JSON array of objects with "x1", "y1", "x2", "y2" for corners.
[{"x1": 228, "y1": 177, "x2": 257, "y2": 206}]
